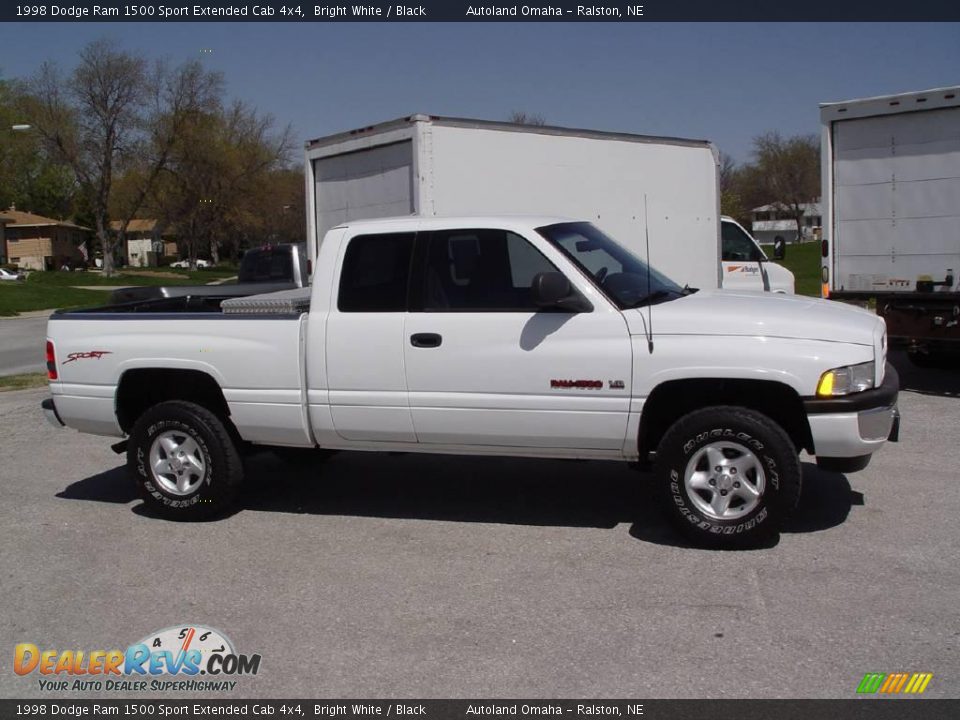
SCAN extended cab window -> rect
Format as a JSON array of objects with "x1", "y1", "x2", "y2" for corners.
[
  {"x1": 422, "y1": 229, "x2": 557, "y2": 311},
  {"x1": 338, "y1": 233, "x2": 415, "y2": 312}
]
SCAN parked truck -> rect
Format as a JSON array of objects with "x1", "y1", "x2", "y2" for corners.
[
  {"x1": 821, "y1": 86, "x2": 960, "y2": 363},
  {"x1": 305, "y1": 115, "x2": 793, "y2": 293},
  {"x1": 43, "y1": 216, "x2": 897, "y2": 548},
  {"x1": 108, "y1": 243, "x2": 310, "y2": 305}
]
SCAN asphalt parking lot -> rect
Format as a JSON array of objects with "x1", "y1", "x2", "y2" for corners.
[{"x1": 1, "y1": 352, "x2": 958, "y2": 700}]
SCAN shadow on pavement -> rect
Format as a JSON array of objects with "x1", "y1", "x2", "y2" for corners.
[
  {"x1": 238, "y1": 451, "x2": 641, "y2": 529},
  {"x1": 889, "y1": 349, "x2": 960, "y2": 398},
  {"x1": 56, "y1": 466, "x2": 138, "y2": 504},
  {"x1": 782, "y1": 462, "x2": 863, "y2": 534},
  {"x1": 57, "y1": 453, "x2": 862, "y2": 547}
]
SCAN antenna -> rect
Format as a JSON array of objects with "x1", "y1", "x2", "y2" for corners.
[{"x1": 644, "y1": 194, "x2": 654, "y2": 354}]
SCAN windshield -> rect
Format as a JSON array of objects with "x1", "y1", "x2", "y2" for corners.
[{"x1": 536, "y1": 221, "x2": 686, "y2": 309}]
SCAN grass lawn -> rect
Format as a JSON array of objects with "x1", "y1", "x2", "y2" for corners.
[
  {"x1": 0, "y1": 372, "x2": 48, "y2": 392},
  {"x1": 0, "y1": 267, "x2": 237, "y2": 316},
  {"x1": 27, "y1": 268, "x2": 236, "y2": 287},
  {"x1": 762, "y1": 241, "x2": 821, "y2": 297},
  {"x1": 0, "y1": 283, "x2": 107, "y2": 316}
]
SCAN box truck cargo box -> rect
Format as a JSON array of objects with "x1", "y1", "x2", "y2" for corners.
[
  {"x1": 821, "y1": 86, "x2": 960, "y2": 359},
  {"x1": 305, "y1": 115, "x2": 724, "y2": 291}
]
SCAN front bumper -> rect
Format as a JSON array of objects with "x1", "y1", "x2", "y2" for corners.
[
  {"x1": 41, "y1": 398, "x2": 66, "y2": 429},
  {"x1": 803, "y1": 363, "x2": 899, "y2": 460}
]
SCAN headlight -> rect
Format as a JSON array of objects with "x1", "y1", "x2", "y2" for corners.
[{"x1": 817, "y1": 361, "x2": 875, "y2": 396}]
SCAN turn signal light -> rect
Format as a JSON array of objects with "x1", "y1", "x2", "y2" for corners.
[{"x1": 45, "y1": 340, "x2": 58, "y2": 380}]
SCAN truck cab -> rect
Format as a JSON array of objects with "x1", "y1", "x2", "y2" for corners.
[{"x1": 721, "y1": 216, "x2": 795, "y2": 293}]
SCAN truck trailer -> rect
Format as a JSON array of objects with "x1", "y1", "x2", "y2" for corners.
[
  {"x1": 821, "y1": 86, "x2": 960, "y2": 362},
  {"x1": 304, "y1": 114, "x2": 793, "y2": 293}
]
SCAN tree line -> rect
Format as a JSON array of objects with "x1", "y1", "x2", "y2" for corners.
[
  {"x1": 1, "y1": 39, "x2": 303, "y2": 275},
  {"x1": 720, "y1": 132, "x2": 820, "y2": 242}
]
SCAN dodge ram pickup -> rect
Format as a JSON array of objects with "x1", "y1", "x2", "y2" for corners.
[{"x1": 42, "y1": 216, "x2": 900, "y2": 547}]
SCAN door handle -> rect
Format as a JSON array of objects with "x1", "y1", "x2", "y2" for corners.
[{"x1": 410, "y1": 333, "x2": 442, "y2": 348}]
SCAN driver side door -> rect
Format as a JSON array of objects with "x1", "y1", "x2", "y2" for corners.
[{"x1": 403, "y1": 227, "x2": 633, "y2": 451}]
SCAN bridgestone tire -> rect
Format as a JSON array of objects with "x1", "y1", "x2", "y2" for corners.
[
  {"x1": 128, "y1": 400, "x2": 243, "y2": 520},
  {"x1": 654, "y1": 406, "x2": 801, "y2": 549}
]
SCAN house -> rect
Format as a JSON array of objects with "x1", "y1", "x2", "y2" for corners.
[
  {"x1": 0, "y1": 214, "x2": 11, "y2": 265},
  {"x1": 110, "y1": 219, "x2": 174, "y2": 267},
  {"x1": 2, "y1": 207, "x2": 89, "y2": 271},
  {"x1": 751, "y1": 201, "x2": 822, "y2": 244}
]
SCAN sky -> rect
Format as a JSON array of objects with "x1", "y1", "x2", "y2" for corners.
[{"x1": 1, "y1": 22, "x2": 957, "y2": 163}]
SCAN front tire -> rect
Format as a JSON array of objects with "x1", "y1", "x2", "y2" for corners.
[
  {"x1": 128, "y1": 400, "x2": 243, "y2": 520},
  {"x1": 654, "y1": 406, "x2": 801, "y2": 548}
]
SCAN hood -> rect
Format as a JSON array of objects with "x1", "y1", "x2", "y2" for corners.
[{"x1": 625, "y1": 289, "x2": 880, "y2": 346}]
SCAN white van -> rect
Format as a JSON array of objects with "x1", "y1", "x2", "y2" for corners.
[{"x1": 721, "y1": 216, "x2": 795, "y2": 293}]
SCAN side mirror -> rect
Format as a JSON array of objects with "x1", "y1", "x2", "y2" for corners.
[
  {"x1": 773, "y1": 236, "x2": 786, "y2": 261},
  {"x1": 531, "y1": 272, "x2": 592, "y2": 312}
]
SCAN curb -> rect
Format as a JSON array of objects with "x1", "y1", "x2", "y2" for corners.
[{"x1": 0, "y1": 310, "x2": 54, "y2": 320}]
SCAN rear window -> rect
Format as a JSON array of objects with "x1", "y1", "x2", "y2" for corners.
[
  {"x1": 239, "y1": 246, "x2": 294, "y2": 282},
  {"x1": 338, "y1": 233, "x2": 415, "y2": 312}
]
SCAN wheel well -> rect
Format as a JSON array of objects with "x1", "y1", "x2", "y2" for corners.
[
  {"x1": 638, "y1": 378, "x2": 813, "y2": 461},
  {"x1": 116, "y1": 369, "x2": 231, "y2": 433}
]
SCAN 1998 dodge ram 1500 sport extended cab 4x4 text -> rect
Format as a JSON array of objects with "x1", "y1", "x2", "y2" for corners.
[{"x1": 42, "y1": 216, "x2": 900, "y2": 547}]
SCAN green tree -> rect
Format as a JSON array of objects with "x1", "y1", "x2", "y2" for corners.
[
  {"x1": 150, "y1": 101, "x2": 293, "y2": 266},
  {"x1": 749, "y1": 132, "x2": 820, "y2": 241},
  {"x1": 0, "y1": 76, "x2": 77, "y2": 218},
  {"x1": 23, "y1": 39, "x2": 221, "y2": 275}
]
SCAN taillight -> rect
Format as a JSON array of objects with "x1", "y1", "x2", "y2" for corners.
[
  {"x1": 821, "y1": 239, "x2": 829, "y2": 257},
  {"x1": 307, "y1": 259, "x2": 313, "y2": 276},
  {"x1": 46, "y1": 340, "x2": 58, "y2": 380}
]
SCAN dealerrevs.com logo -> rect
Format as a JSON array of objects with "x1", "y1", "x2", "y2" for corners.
[{"x1": 14, "y1": 625, "x2": 261, "y2": 693}]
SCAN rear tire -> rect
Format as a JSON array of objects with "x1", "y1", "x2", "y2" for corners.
[
  {"x1": 653, "y1": 406, "x2": 801, "y2": 549},
  {"x1": 128, "y1": 400, "x2": 243, "y2": 520}
]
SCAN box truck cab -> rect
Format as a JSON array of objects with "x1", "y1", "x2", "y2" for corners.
[{"x1": 721, "y1": 216, "x2": 795, "y2": 293}]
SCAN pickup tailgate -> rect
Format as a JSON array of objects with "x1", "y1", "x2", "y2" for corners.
[{"x1": 47, "y1": 313, "x2": 311, "y2": 446}]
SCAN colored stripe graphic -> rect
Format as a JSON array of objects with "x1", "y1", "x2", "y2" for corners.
[
  {"x1": 857, "y1": 672, "x2": 933, "y2": 694},
  {"x1": 857, "y1": 673, "x2": 885, "y2": 693}
]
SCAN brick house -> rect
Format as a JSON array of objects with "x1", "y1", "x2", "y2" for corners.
[{"x1": 2, "y1": 207, "x2": 90, "y2": 271}]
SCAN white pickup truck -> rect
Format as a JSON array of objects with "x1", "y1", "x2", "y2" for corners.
[{"x1": 42, "y1": 216, "x2": 900, "y2": 547}]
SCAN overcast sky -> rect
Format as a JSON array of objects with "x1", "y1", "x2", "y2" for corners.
[{"x1": 2, "y1": 22, "x2": 957, "y2": 163}]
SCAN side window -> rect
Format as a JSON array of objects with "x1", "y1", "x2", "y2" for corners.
[
  {"x1": 338, "y1": 232, "x2": 415, "y2": 312},
  {"x1": 423, "y1": 229, "x2": 557, "y2": 311},
  {"x1": 721, "y1": 221, "x2": 761, "y2": 262}
]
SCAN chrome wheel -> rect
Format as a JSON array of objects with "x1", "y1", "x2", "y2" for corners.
[
  {"x1": 149, "y1": 430, "x2": 207, "y2": 496},
  {"x1": 683, "y1": 441, "x2": 765, "y2": 520}
]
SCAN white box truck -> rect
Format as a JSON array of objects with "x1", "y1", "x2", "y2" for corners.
[
  {"x1": 304, "y1": 115, "x2": 793, "y2": 293},
  {"x1": 821, "y1": 86, "x2": 960, "y2": 362}
]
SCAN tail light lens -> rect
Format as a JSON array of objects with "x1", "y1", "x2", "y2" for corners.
[
  {"x1": 46, "y1": 340, "x2": 58, "y2": 380},
  {"x1": 821, "y1": 239, "x2": 829, "y2": 257}
]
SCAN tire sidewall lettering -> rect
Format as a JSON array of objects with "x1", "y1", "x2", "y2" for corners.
[
  {"x1": 137, "y1": 417, "x2": 215, "y2": 508},
  {"x1": 670, "y1": 425, "x2": 776, "y2": 535}
]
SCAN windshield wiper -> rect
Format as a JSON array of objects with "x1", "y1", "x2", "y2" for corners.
[{"x1": 627, "y1": 289, "x2": 674, "y2": 308}]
